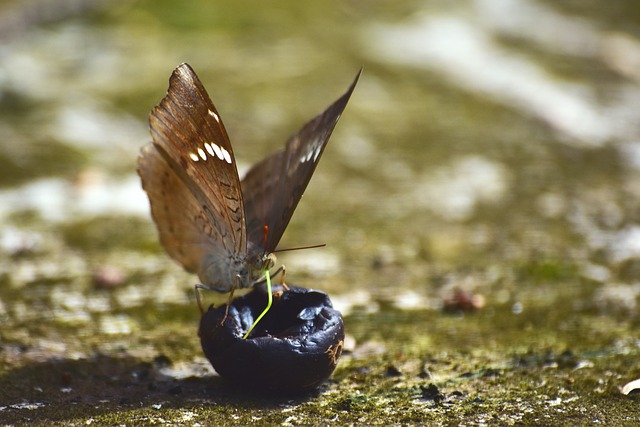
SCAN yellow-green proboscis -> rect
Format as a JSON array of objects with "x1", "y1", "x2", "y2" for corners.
[{"x1": 243, "y1": 269, "x2": 273, "y2": 339}]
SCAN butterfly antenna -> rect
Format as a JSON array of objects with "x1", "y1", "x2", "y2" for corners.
[
  {"x1": 273, "y1": 243, "x2": 326, "y2": 253},
  {"x1": 272, "y1": 243, "x2": 325, "y2": 289}
]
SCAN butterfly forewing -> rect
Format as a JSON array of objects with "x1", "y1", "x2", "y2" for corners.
[
  {"x1": 242, "y1": 69, "x2": 362, "y2": 253},
  {"x1": 148, "y1": 64, "x2": 246, "y2": 256}
]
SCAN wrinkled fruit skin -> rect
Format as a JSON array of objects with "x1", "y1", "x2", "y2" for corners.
[{"x1": 199, "y1": 284, "x2": 345, "y2": 393}]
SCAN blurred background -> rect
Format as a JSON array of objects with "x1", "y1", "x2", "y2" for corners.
[{"x1": 2, "y1": 0, "x2": 640, "y2": 421}]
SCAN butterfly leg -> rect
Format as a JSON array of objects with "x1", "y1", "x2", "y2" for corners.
[
  {"x1": 195, "y1": 284, "x2": 207, "y2": 314},
  {"x1": 261, "y1": 265, "x2": 288, "y2": 291},
  {"x1": 255, "y1": 265, "x2": 288, "y2": 289},
  {"x1": 220, "y1": 282, "x2": 237, "y2": 327},
  {"x1": 279, "y1": 265, "x2": 289, "y2": 291},
  {"x1": 195, "y1": 283, "x2": 235, "y2": 326},
  {"x1": 271, "y1": 265, "x2": 288, "y2": 302}
]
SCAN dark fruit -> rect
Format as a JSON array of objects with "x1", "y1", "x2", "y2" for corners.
[{"x1": 199, "y1": 284, "x2": 344, "y2": 392}]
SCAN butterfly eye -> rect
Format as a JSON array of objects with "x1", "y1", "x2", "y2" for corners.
[{"x1": 253, "y1": 253, "x2": 276, "y2": 271}]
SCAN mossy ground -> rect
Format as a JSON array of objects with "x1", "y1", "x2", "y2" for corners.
[{"x1": 1, "y1": 295, "x2": 639, "y2": 425}]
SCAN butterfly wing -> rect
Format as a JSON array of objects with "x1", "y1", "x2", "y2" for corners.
[
  {"x1": 138, "y1": 143, "x2": 220, "y2": 273},
  {"x1": 141, "y1": 63, "x2": 247, "y2": 290},
  {"x1": 241, "y1": 69, "x2": 361, "y2": 254}
]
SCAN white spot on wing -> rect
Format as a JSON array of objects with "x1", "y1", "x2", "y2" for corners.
[
  {"x1": 208, "y1": 109, "x2": 220, "y2": 122},
  {"x1": 300, "y1": 138, "x2": 323, "y2": 163},
  {"x1": 221, "y1": 147, "x2": 232, "y2": 164},
  {"x1": 189, "y1": 152, "x2": 199, "y2": 162},
  {"x1": 197, "y1": 147, "x2": 207, "y2": 161},
  {"x1": 211, "y1": 143, "x2": 224, "y2": 160},
  {"x1": 313, "y1": 144, "x2": 322, "y2": 162},
  {"x1": 204, "y1": 142, "x2": 215, "y2": 156}
]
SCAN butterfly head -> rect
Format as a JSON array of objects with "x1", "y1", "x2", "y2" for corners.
[
  {"x1": 195, "y1": 250, "x2": 273, "y2": 292},
  {"x1": 250, "y1": 252, "x2": 276, "y2": 278}
]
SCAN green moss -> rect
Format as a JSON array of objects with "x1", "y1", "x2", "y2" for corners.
[
  {"x1": 59, "y1": 216, "x2": 159, "y2": 253},
  {"x1": 516, "y1": 258, "x2": 579, "y2": 282},
  {"x1": 0, "y1": 138, "x2": 87, "y2": 188}
]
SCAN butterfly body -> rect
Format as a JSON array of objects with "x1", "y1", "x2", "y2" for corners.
[
  {"x1": 138, "y1": 63, "x2": 359, "y2": 294},
  {"x1": 197, "y1": 247, "x2": 274, "y2": 292}
]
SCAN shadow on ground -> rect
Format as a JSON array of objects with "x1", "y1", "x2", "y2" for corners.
[{"x1": 0, "y1": 353, "x2": 321, "y2": 424}]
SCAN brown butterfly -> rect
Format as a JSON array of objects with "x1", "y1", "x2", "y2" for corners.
[{"x1": 138, "y1": 63, "x2": 359, "y2": 302}]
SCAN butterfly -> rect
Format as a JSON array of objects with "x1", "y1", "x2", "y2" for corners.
[{"x1": 137, "y1": 63, "x2": 359, "y2": 333}]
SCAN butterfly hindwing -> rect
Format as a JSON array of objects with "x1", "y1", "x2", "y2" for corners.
[{"x1": 138, "y1": 143, "x2": 220, "y2": 274}]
